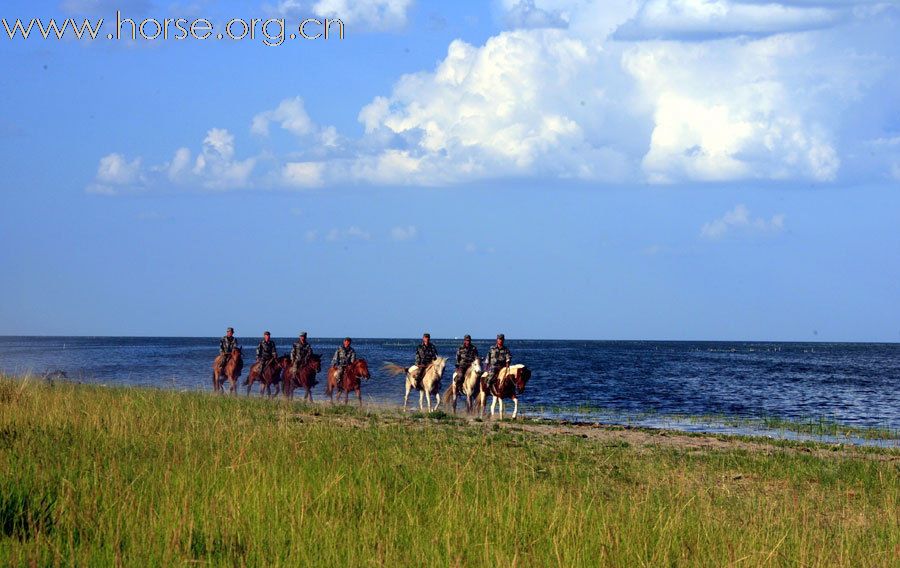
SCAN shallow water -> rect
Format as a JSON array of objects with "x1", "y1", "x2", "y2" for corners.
[{"x1": 1, "y1": 337, "x2": 897, "y2": 445}]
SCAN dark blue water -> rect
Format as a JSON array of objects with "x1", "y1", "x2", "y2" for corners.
[{"x1": 2, "y1": 337, "x2": 897, "y2": 442}]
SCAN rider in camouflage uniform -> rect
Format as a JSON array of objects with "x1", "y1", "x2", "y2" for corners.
[
  {"x1": 485, "y1": 334, "x2": 511, "y2": 389},
  {"x1": 455, "y1": 334, "x2": 478, "y2": 387},
  {"x1": 218, "y1": 327, "x2": 239, "y2": 372},
  {"x1": 331, "y1": 337, "x2": 357, "y2": 387},
  {"x1": 290, "y1": 332, "x2": 313, "y2": 372},
  {"x1": 413, "y1": 333, "x2": 438, "y2": 389},
  {"x1": 255, "y1": 331, "x2": 277, "y2": 375}
]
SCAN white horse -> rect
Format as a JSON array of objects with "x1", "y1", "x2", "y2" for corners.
[
  {"x1": 444, "y1": 357, "x2": 482, "y2": 413},
  {"x1": 382, "y1": 357, "x2": 447, "y2": 412}
]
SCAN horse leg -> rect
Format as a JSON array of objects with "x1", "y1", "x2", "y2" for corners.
[
  {"x1": 499, "y1": 398, "x2": 505, "y2": 420},
  {"x1": 434, "y1": 391, "x2": 441, "y2": 412},
  {"x1": 357, "y1": 388, "x2": 362, "y2": 407},
  {"x1": 490, "y1": 396, "x2": 497, "y2": 418},
  {"x1": 512, "y1": 397, "x2": 518, "y2": 420},
  {"x1": 403, "y1": 384, "x2": 410, "y2": 410},
  {"x1": 419, "y1": 390, "x2": 424, "y2": 412}
]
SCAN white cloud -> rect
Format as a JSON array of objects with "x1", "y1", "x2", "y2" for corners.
[
  {"x1": 352, "y1": 29, "x2": 637, "y2": 184},
  {"x1": 700, "y1": 204, "x2": 785, "y2": 239},
  {"x1": 91, "y1": 0, "x2": 900, "y2": 189},
  {"x1": 282, "y1": 161, "x2": 325, "y2": 187},
  {"x1": 343, "y1": 0, "x2": 890, "y2": 186},
  {"x1": 96, "y1": 153, "x2": 141, "y2": 184},
  {"x1": 252, "y1": 97, "x2": 315, "y2": 136},
  {"x1": 88, "y1": 129, "x2": 257, "y2": 194},
  {"x1": 168, "y1": 147, "x2": 191, "y2": 181},
  {"x1": 190, "y1": 128, "x2": 256, "y2": 189},
  {"x1": 269, "y1": 0, "x2": 413, "y2": 31},
  {"x1": 322, "y1": 226, "x2": 372, "y2": 241},
  {"x1": 390, "y1": 225, "x2": 417, "y2": 241},
  {"x1": 615, "y1": 0, "x2": 842, "y2": 39},
  {"x1": 623, "y1": 35, "x2": 844, "y2": 183},
  {"x1": 86, "y1": 153, "x2": 143, "y2": 195}
]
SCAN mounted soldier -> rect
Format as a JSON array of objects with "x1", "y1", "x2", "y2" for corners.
[
  {"x1": 331, "y1": 337, "x2": 357, "y2": 388},
  {"x1": 255, "y1": 331, "x2": 278, "y2": 376},
  {"x1": 413, "y1": 333, "x2": 438, "y2": 389},
  {"x1": 485, "y1": 333, "x2": 511, "y2": 389},
  {"x1": 217, "y1": 327, "x2": 239, "y2": 373},
  {"x1": 290, "y1": 331, "x2": 314, "y2": 372},
  {"x1": 454, "y1": 334, "x2": 478, "y2": 387}
]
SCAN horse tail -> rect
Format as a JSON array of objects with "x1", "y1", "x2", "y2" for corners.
[
  {"x1": 381, "y1": 362, "x2": 408, "y2": 377},
  {"x1": 443, "y1": 383, "x2": 455, "y2": 402}
]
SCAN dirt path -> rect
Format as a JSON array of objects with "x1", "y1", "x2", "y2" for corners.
[{"x1": 296, "y1": 401, "x2": 899, "y2": 463}]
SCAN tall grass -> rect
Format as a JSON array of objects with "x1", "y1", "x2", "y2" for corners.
[{"x1": 1, "y1": 376, "x2": 897, "y2": 566}]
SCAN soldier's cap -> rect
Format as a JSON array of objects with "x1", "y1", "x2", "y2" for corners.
[
  {"x1": 497, "y1": 333, "x2": 505, "y2": 340},
  {"x1": 226, "y1": 327, "x2": 234, "y2": 333},
  {"x1": 299, "y1": 332, "x2": 307, "y2": 337},
  {"x1": 423, "y1": 333, "x2": 430, "y2": 339},
  {"x1": 264, "y1": 331, "x2": 271, "y2": 336},
  {"x1": 344, "y1": 337, "x2": 352, "y2": 342},
  {"x1": 464, "y1": 334, "x2": 471, "y2": 340}
]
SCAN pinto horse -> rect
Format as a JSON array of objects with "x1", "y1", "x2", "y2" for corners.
[
  {"x1": 383, "y1": 357, "x2": 447, "y2": 412},
  {"x1": 443, "y1": 357, "x2": 482, "y2": 414},
  {"x1": 478, "y1": 364, "x2": 531, "y2": 419},
  {"x1": 212, "y1": 347, "x2": 243, "y2": 393},
  {"x1": 280, "y1": 354, "x2": 322, "y2": 402},
  {"x1": 325, "y1": 359, "x2": 370, "y2": 405},
  {"x1": 244, "y1": 355, "x2": 285, "y2": 396}
]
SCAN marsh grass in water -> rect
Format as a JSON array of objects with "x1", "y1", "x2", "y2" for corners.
[
  {"x1": 535, "y1": 403, "x2": 900, "y2": 442},
  {"x1": 0, "y1": 375, "x2": 897, "y2": 566}
]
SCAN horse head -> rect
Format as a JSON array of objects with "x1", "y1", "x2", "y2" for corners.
[
  {"x1": 432, "y1": 356, "x2": 447, "y2": 377},
  {"x1": 470, "y1": 357, "x2": 482, "y2": 374},
  {"x1": 511, "y1": 365, "x2": 531, "y2": 393},
  {"x1": 354, "y1": 359, "x2": 370, "y2": 380},
  {"x1": 311, "y1": 354, "x2": 322, "y2": 372}
]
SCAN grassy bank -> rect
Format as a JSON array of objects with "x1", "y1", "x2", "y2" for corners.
[{"x1": 1, "y1": 376, "x2": 898, "y2": 566}]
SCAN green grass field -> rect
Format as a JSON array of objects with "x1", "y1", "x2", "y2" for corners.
[{"x1": 1, "y1": 376, "x2": 898, "y2": 566}]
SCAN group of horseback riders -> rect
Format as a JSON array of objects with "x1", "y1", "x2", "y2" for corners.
[{"x1": 217, "y1": 328, "x2": 513, "y2": 389}]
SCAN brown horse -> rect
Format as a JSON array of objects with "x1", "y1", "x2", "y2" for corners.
[
  {"x1": 478, "y1": 364, "x2": 531, "y2": 419},
  {"x1": 325, "y1": 359, "x2": 370, "y2": 405},
  {"x1": 281, "y1": 354, "x2": 322, "y2": 402},
  {"x1": 212, "y1": 347, "x2": 244, "y2": 393},
  {"x1": 245, "y1": 355, "x2": 285, "y2": 396}
]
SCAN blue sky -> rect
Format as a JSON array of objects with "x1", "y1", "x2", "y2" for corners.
[{"x1": 1, "y1": 0, "x2": 898, "y2": 341}]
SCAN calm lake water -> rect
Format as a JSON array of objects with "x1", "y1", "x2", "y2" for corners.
[{"x1": 2, "y1": 337, "x2": 897, "y2": 445}]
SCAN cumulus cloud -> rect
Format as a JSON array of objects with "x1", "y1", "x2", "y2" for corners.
[
  {"x1": 341, "y1": 0, "x2": 895, "y2": 185},
  {"x1": 268, "y1": 0, "x2": 413, "y2": 31},
  {"x1": 91, "y1": 0, "x2": 900, "y2": 189},
  {"x1": 282, "y1": 161, "x2": 326, "y2": 187},
  {"x1": 390, "y1": 225, "x2": 418, "y2": 241},
  {"x1": 86, "y1": 153, "x2": 143, "y2": 195},
  {"x1": 623, "y1": 36, "x2": 842, "y2": 182},
  {"x1": 190, "y1": 129, "x2": 256, "y2": 189},
  {"x1": 252, "y1": 97, "x2": 315, "y2": 136},
  {"x1": 87, "y1": 128, "x2": 257, "y2": 194},
  {"x1": 700, "y1": 204, "x2": 785, "y2": 239},
  {"x1": 353, "y1": 30, "x2": 637, "y2": 184}
]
